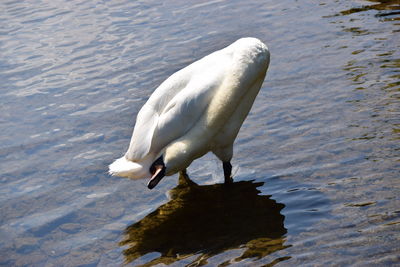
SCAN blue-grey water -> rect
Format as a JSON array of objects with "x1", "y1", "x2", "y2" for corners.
[{"x1": 1, "y1": 0, "x2": 399, "y2": 266}]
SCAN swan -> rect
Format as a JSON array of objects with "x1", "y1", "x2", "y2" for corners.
[{"x1": 109, "y1": 37, "x2": 270, "y2": 189}]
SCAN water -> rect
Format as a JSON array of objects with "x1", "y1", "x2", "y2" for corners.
[{"x1": 0, "y1": 0, "x2": 399, "y2": 266}]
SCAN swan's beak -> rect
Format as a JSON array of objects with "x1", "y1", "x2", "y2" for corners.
[{"x1": 148, "y1": 157, "x2": 166, "y2": 189}]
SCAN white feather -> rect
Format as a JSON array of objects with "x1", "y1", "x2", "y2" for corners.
[{"x1": 109, "y1": 154, "x2": 153, "y2": 179}]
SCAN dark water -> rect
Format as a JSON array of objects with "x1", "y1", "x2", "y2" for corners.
[{"x1": 0, "y1": 0, "x2": 399, "y2": 266}]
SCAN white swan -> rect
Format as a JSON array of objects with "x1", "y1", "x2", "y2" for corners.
[{"x1": 109, "y1": 37, "x2": 270, "y2": 189}]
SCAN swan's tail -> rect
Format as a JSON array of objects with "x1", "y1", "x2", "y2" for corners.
[{"x1": 108, "y1": 156, "x2": 149, "y2": 179}]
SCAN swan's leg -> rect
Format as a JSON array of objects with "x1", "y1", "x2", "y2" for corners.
[
  {"x1": 211, "y1": 145, "x2": 233, "y2": 184},
  {"x1": 223, "y1": 161, "x2": 233, "y2": 184},
  {"x1": 178, "y1": 169, "x2": 188, "y2": 184},
  {"x1": 180, "y1": 169, "x2": 188, "y2": 177},
  {"x1": 178, "y1": 169, "x2": 198, "y2": 187}
]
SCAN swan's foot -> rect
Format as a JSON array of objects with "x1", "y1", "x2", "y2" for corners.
[{"x1": 223, "y1": 161, "x2": 233, "y2": 184}]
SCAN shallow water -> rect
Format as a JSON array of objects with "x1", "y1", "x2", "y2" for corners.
[{"x1": 0, "y1": 0, "x2": 399, "y2": 266}]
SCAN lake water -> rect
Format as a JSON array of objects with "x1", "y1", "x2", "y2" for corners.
[{"x1": 1, "y1": 0, "x2": 399, "y2": 266}]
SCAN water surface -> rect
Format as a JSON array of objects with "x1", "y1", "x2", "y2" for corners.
[{"x1": 0, "y1": 0, "x2": 399, "y2": 266}]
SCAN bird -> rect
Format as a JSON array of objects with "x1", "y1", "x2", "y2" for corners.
[{"x1": 109, "y1": 37, "x2": 270, "y2": 189}]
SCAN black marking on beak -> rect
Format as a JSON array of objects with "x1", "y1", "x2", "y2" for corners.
[{"x1": 148, "y1": 156, "x2": 166, "y2": 189}]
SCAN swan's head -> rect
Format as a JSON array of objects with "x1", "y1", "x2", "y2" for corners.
[
  {"x1": 109, "y1": 144, "x2": 192, "y2": 189},
  {"x1": 108, "y1": 154, "x2": 166, "y2": 189},
  {"x1": 148, "y1": 140, "x2": 194, "y2": 189},
  {"x1": 108, "y1": 155, "x2": 165, "y2": 190}
]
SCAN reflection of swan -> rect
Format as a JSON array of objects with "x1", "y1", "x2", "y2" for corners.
[
  {"x1": 109, "y1": 38, "x2": 270, "y2": 189},
  {"x1": 120, "y1": 173, "x2": 287, "y2": 266}
]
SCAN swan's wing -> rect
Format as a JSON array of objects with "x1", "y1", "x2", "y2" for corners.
[
  {"x1": 150, "y1": 49, "x2": 233, "y2": 152},
  {"x1": 125, "y1": 81, "x2": 215, "y2": 161},
  {"x1": 150, "y1": 75, "x2": 222, "y2": 153},
  {"x1": 126, "y1": 48, "x2": 230, "y2": 161},
  {"x1": 125, "y1": 104, "x2": 159, "y2": 160},
  {"x1": 125, "y1": 67, "x2": 192, "y2": 161}
]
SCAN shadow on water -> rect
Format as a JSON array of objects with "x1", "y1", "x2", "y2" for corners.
[{"x1": 120, "y1": 174, "x2": 289, "y2": 266}]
